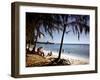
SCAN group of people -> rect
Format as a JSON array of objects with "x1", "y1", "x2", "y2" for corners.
[
  {"x1": 26, "y1": 46, "x2": 52, "y2": 57},
  {"x1": 36, "y1": 47, "x2": 53, "y2": 57}
]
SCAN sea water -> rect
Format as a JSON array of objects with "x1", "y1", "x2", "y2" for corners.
[{"x1": 36, "y1": 43, "x2": 89, "y2": 59}]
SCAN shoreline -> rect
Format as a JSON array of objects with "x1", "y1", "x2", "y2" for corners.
[{"x1": 43, "y1": 50, "x2": 89, "y2": 65}]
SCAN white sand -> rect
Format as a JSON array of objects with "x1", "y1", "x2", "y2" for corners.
[{"x1": 43, "y1": 50, "x2": 89, "y2": 65}]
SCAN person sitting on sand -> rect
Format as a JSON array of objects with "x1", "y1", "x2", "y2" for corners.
[
  {"x1": 37, "y1": 47, "x2": 44, "y2": 56},
  {"x1": 47, "y1": 51, "x2": 52, "y2": 56}
]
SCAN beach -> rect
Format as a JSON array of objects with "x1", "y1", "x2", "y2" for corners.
[
  {"x1": 43, "y1": 50, "x2": 89, "y2": 65},
  {"x1": 26, "y1": 49, "x2": 89, "y2": 67}
]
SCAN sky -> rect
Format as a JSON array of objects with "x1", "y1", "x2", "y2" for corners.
[
  {"x1": 37, "y1": 27, "x2": 90, "y2": 44},
  {"x1": 27, "y1": 13, "x2": 90, "y2": 44}
]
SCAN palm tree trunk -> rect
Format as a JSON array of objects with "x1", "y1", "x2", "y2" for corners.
[
  {"x1": 33, "y1": 35, "x2": 38, "y2": 52},
  {"x1": 33, "y1": 30, "x2": 39, "y2": 52},
  {"x1": 58, "y1": 24, "x2": 66, "y2": 59}
]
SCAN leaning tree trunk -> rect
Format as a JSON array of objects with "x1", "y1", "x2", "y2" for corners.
[
  {"x1": 33, "y1": 35, "x2": 38, "y2": 52},
  {"x1": 58, "y1": 24, "x2": 66, "y2": 60}
]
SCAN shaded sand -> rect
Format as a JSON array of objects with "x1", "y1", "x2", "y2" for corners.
[
  {"x1": 26, "y1": 54, "x2": 50, "y2": 67},
  {"x1": 26, "y1": 54, "x2": 71, "y2": 67}
]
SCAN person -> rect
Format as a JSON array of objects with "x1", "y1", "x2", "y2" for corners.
[
  {"x1": 37, "y1": 47, "x2": 44, "y2": 56},
  {"x1": 47, "y1": 51, "x2": 52, "y2": 56},
  {"x1": 62, "y1": 49, "x2": 64, "y2": 53}
]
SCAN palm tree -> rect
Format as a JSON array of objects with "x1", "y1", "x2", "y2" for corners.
[
  {"x1": 26, "y1": 13, "x2": 62, "y2": 52},
  {"x1": 57, "y1": 14, "x2": 89, "y2": 60}
]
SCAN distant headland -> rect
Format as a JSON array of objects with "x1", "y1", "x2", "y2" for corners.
[{"x1": 36, "y1": 41, "x2": 55, "y2": 44}]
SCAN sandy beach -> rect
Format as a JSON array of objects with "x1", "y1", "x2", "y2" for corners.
[
  {"x1": 26, "y1": 49, "x2": 89, "y2": 67},
  {"x1": 43, "y1": 50, "x2": 89, "y2": 65}
]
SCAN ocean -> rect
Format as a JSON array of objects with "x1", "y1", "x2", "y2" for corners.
[{"x1": 36, "y1": 43, "x2": 89, "y2": 59}]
